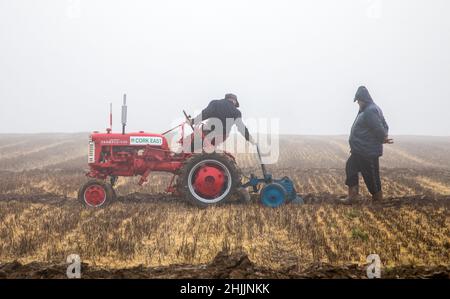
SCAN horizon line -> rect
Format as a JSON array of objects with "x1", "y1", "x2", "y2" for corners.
[{"x1": 0, "y1": 132, "x2": 449, "y2": 138}]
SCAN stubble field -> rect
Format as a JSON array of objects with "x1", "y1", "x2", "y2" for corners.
[{"x1": 0, "y1": 133, "x2": 449, "y2": 278}]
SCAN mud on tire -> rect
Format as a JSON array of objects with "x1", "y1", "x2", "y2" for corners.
[
  {"x1": 177, "y1": 153, "x2": 242, "y2": 208},
  {"x1": 78, "y1": 179, "x2": 116, "y2": 208}
]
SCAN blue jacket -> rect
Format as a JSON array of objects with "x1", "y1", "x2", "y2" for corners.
[{"x1": 349, "y1": 102, "x2": 389, "y2": 158}]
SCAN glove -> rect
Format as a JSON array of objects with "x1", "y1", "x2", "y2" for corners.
[{"x1": 384, "y1": 137, "x2": 394, "y2": 144}]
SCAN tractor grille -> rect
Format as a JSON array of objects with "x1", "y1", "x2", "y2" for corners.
[{"x1": 88, "y1": 137, "x2": 95, "y2": 163}]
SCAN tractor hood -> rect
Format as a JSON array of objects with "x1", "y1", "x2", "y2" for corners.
[{"x1": 90, "y1": 131, "x2": 168, "y2": 147}]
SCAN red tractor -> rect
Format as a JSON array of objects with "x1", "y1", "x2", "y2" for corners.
[{"x1": 78, "y1": 95, "x2": 242, "y2": 208}]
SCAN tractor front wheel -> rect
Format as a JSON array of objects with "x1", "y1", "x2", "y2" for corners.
[{"x1": 78, "y1": 180, "x2": 116, "y2": 208}]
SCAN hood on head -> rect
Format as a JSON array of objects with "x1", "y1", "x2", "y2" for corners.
[{"x1": 354, "y1": 86, "x2": 373, "y2": 103}]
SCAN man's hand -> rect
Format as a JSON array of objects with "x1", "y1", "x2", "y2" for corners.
[{"x1": 384, "y1": 137, "x2": 394, "y2": 144}]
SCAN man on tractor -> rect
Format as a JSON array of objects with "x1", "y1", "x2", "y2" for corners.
[
  {"x1": 185, "y1": 93, "x2": 256, "y2": 152},
  {"x1": 341, "y1": 86, "x2": 393, "y2": 204}
]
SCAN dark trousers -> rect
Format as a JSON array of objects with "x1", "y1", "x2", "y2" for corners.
[{"x1": 345, "y1": 153, "x2": 381, "y2": 195}]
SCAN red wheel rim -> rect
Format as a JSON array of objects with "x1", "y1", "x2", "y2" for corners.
[
  {"x1": 84, "y1": 184, "x2": 107, "y2": 207},
  {"x1": 193, "y1": 165, "x2": 226, "y2": 198}
]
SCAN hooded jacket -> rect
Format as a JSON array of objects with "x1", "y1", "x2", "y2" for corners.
[{"x1": 349, "y1": 88, "x2": 389, "y2": 158}]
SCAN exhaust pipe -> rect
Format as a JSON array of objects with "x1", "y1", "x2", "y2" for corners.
[
  {"x1": 121, "y1": 94, "x2": 127, "y2": 135},
  {"x1": 106, "y1": 102, "x2": 113, "y2": 134}
]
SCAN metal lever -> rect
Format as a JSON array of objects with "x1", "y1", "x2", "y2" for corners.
[
  {"x1": 183, "y1": 110, "x2": 195, "y2": 131},
  {"x1": 256, "y1": 144, "x2": 269, "y2": 181}
]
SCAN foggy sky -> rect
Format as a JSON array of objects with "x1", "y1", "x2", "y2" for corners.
[{"x1": 1, "y1": 0, "x2": 449, "y2": 135}]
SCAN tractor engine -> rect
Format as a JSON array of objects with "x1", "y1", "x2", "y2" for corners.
[{"x1": 87, "y1": 132, "x2": 182, "y2": 179}]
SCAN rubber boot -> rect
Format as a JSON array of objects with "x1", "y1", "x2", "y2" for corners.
[
  {"x1": 372, "y1": 191, "x2": 383, "y2": 202},
  {"x1": 339, "y1": 185, "x2": 360, "y2": 204}
]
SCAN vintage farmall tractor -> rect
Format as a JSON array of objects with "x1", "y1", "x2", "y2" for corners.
[
  {"x1": 78, "y1": 95, "x2": 302, "y2": 208},
  {"x1": 79, "y1": 95, "x2": 243, "y2": 208}
]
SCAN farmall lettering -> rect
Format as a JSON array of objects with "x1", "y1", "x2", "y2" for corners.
[{"x1": 100, "y1": 139, "x2": 128, "y2": 145}]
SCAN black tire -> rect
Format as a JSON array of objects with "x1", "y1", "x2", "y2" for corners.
[
  {"x1": 177, "y1": 153, "x2": 242, "y2": 208},
  {"x1": 78, "y1": 179, "x2": 116, "y2": 208}
]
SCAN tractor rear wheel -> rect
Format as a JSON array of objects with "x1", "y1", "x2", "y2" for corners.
[
  {"x1": 177, "y1": 153, "x2": 242, "y2": 208},
  {"x1": 78, "y1": 179, "x2": 116, "y2": 208}
]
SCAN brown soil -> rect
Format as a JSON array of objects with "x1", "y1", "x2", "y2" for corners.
[
  {"x1": 0, "y1": 192, "x2": 448, "y2": 208},
  {"x1": 0, "y1": 250, "x2": 448, "y2": 279}
]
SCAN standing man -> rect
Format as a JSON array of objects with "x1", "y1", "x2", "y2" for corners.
[{"x1": 341, "y1": 86, "x2": 393, "y2": 204}]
